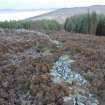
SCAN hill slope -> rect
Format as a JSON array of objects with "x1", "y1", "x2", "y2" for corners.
[
  {"x1": 0, "y1": 29, "x2": 105, "y2": 104},
  {"x1": 27, "y1": 5, "x2": 105, "y2": 23}
]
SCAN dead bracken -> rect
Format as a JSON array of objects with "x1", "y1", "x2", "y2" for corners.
[{"x1": 0, "y1": 29, "x2": 104, "y2": 105}]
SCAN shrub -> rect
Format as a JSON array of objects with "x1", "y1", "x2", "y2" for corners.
[
  {"x1": 0, "y1": 19, "x2": 61, "y2": 31},
  {"x1": 89, "y1": 12, "x2": 97, "y2": 34},
  {"x1": 64, "y1": 14, "x2": 88, "y2": 33},
  {"x1": 0, "y1": 20, "x2": 31, "y2": 29},
  {"x1": 64, "y1": 12, "x2": 97, "y2": 34},
  {"x1": 40, "y1": 19, "x2": 61, "y2": 30},
  {"x1": 96, "y1": 14, "x2": 105, "y2": 35}
]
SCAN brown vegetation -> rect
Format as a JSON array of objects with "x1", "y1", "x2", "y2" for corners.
[{"x1": 0, "y1": 29, "x2": 105, "y2": 104}]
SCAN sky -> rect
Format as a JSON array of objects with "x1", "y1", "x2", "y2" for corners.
[{"x1": 0, "y1": 0, "x2": 105, "y2": 9}]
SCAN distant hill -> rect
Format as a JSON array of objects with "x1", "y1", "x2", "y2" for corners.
[
  {"x1": 27, "y1": 5, "x2": 105, "y2": 23},
  {"x1": 0, "y1": 9, "x2": 51, "y2": 12}
]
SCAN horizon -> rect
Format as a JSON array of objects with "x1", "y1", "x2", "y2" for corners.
[
  {"x1": 0, "y1": 0, "x2": 105, "y2": 9},
  {"x1": 0, "y1": 4, "x2": 105, "y2": 11},
  {"x1": 0, "y1": 4, "x2": 105, "y2": 21}
]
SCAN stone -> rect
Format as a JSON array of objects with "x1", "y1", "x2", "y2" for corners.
[
  {"x1": 0, "y1": 89, "x2": 8, "y2": 98},
  {"x1": 2, "y1": 81, "x2": 9, "y2": 88}
]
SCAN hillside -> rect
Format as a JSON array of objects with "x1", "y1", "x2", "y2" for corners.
[
  {"x1": 27, "y1": 5, "x2": 105, "y2": 23},
  {"x1": 0, "y1": 29, "x2": 105, "y2": 104}
]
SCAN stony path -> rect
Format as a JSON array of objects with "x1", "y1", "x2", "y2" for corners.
[{"x1": 50, "y1": 55, "x2": 100, "y2": 105}]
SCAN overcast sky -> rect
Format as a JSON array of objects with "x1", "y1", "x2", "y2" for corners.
[{"x1": 0, "y1": 0, "x2": 105, "y2": 9}]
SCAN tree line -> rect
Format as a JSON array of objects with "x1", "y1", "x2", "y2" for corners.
[{"x1": 1, "y1": 13, "x2": 105, "y2": 35}]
